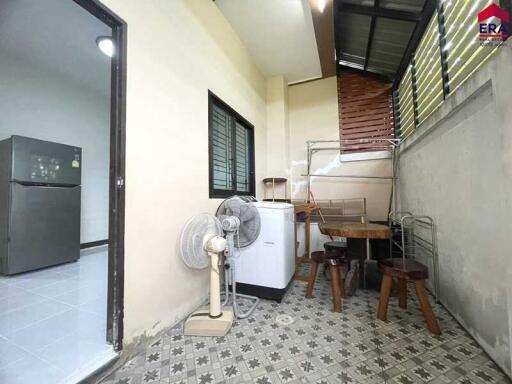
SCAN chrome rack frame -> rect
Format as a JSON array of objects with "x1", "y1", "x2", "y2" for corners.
[
  {"x1": 389, "y1": 212, "x2": 440, "y2": 302},
  {"x1": 303, "y1": 139, "x2": 401, "y2": 215}
]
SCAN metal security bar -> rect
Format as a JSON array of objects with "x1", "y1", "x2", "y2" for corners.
[
  {"x1": 212, "y1": 104, "x2": 234, "y2": 191},
  {"x1": 397, "y1": 65, "x2": 415, "y2": 140},
  {"x1": 393, "y1": 0, "x2": 508, "y2": 143},
  {"x1": 444, "y1": 0, "x2": 500, "y2": 94},
  {"x1": 414, "y1": 11, "x2": 444, "y2": 124},
  {"x1": 209, "y1": 91, "x2": 255, "y2": 198}
]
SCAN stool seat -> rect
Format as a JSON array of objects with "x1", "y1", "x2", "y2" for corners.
[
  {"x1": 379, "y1": 258, "x2": 428, "y2": 280},
  {"x1": 324, "y1": 241, "x2": 347, "y2": 252},
  {"x1": 377, "y1": 258, "x2": 441, "y2": 335},
  {"x1": 310, "y1": 250, "x2": 345, "y2": 263}
]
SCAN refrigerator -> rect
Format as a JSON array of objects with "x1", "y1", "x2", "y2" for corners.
[{"x1": 0, "y1": 135, "x2": 81, "y2": 275}]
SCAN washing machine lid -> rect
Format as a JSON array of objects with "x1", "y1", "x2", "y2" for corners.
[{"x1": 253, "y1": 201, "x2": 293, "y2": 210}]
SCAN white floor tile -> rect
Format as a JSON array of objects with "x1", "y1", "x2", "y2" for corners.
[
  {"x1": 52, "y1": 281, "x2": 106, "y2": 307},
  {"x1": 37, "y1": 331, "x2": 112, "y2": 374},
  {"x1": 0, "y1": 299, "x2": 72, "y2": 336},
  {"x1": 0, "y1": 284, "x2": 28, "y2": 301},
  {"x1": 0, "y1": 249, "x2": 111, "y2": 382},
  {"x1": 77, "y1": 296, "x2": 108, "y2": 318},
  {"x1": 28, "y1": 276, "x2": 83, "y2": 298},
  {"x1": 7, "y1": 269, "x2": 65, "y2": 290},
  {"x1": 0, "y1": 338, "x2": 29, "y2": 370},
  {"x1": 0, "y1": 289, "x2": 46, "y2": 314},
  {"x1": 0, "y1": 354, "x2": 66, "y2": 384}
]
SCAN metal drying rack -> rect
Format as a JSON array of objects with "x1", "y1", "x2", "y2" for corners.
[
  {"x1": 389, "y1": 211, "x2": 440, "y2": 302},
  {"x1": 302, "y1": 139, "x2": 401, "y2": 213}
]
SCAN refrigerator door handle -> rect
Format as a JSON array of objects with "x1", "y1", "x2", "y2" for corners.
[{"x1": 11, "y1": 180, "x2": 80, "y2": 188}]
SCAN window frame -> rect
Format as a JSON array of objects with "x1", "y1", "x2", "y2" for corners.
[{"x1": 208, "y1": 90, "x2": 255, "y2": 199}]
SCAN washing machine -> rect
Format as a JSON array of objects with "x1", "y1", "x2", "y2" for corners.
[{"x1": 234, "y1": 201, "x2": 295, "y2": 302}]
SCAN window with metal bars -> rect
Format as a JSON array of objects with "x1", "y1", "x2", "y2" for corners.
[
  {"x1": 444, "y1": 0, "x2": 502, "y2": 94},
  {"x1": 414, "y1": 12, "x2": 444, "y2": 125},
  {"x1": 208, "y1": 91, "x2": 255, "y2": 198},
  {"x1": 395, "y1": 0, "x2": 510, "y2": 141},
  {"x1": 397, "y1": 65, "x2": 416, "y2": 140}
]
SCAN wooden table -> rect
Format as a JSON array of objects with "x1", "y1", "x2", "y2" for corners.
[
  {"x1": 318, "y1": 222, "x2": 391, "y2": 240},
  {"x1": 319, "y1": 222, "x2": 392, "y2": 287}
]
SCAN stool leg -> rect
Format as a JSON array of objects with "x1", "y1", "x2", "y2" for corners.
[
  {"x1": 339, "y1": 268, "x2": 345, "y2": 298},
  {"x1": 330, "y1": 265, "x2": 342, "y2": 313},
  {"x1": 305, "y1": 260, "x2": 320, "y2": 298},
  {"x1": 377, "y1": 274, "x2": 393, "y2": 321},
  {"x1": 398, "y1": 279, "x2": 407, "y2": 309},
  {"x1": 415, "y1": 280, "x2": 441, "y2": 335}
]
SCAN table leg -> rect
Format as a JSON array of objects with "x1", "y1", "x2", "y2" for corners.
[
  {"x1": 304, "y1": 215, "x2": 311, "y2": 259},
  {"x1": 364, "y1": 238, "x2": 371, "y2": 288},
  {"x1": 347, "y1": 238, "x2": 366, "y2": 288}
]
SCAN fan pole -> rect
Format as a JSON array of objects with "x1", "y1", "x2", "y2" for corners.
[{"x1": 209, "y1": 252, "x2": 222, "y2": 318}]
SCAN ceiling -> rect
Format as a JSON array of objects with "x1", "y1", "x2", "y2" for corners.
[
  {"x1": 0, "y1": 0, "x2": 112, "y2": 95},
  {"x1": 215, "y1": 0, "x2": 323, "y2": 84},
  {"x1": 335, "y1": 0, "x2": 432, "y2": 81}
]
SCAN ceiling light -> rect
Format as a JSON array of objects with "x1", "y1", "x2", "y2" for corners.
[
  {"x1": 96, "y1": 36, "x2": 114, "y2": 57},
  {"x1": 317, "y1": 0, "x2": 327, "y2": 13}
]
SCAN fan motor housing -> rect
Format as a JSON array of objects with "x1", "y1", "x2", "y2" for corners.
[{"x1": 221, "y1": 216, "x2": 240, "y2": 232}]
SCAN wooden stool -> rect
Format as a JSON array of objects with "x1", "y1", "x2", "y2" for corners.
[
  {"x1": 377, "y1": 258, "x2": 441, "y2": 335},
  {"x1": 322, "y1": 241, "x2": 347, "y2": 278},
  {"x1": 305, "y1": 251, "x2": 346, "y2": 312}
]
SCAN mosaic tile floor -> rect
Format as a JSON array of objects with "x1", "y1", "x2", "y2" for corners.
[{"x1": 101, "y1": 272, "x2": 510, "y2": 384}]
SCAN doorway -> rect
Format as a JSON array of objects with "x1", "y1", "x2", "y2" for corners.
[{"x1": 0, "y1": 0, "x2": 126, "y2": 382}]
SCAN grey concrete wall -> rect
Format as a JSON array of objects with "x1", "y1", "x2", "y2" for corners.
[{"x1": 398, "y1": 44, "x2": 512, "y2": 377}]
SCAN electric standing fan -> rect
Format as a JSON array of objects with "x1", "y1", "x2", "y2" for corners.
[
  {"x1": 216, "y1": 196, "x2": 261, "y2": 319},
  {"x1": 178, "y1": 213, "x2": 234, "y2": 336}
]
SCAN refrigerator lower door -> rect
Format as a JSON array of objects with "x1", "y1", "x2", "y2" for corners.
[{"x1": 6, "y1": 183, "x2": 80, "y2": 274}]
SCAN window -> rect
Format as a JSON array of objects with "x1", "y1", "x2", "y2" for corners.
[
  {"x1": 208, "y1": 91, "x2": 255, "y2": 198},
  {"x1": 444, "y1": 0, "x2": 500, "y2": 94},
  {"x1": 395, "y1": 0, "x2": 510, "y2": 142}
]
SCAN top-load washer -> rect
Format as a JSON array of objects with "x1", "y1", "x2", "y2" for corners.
[{"x1": 234, "y1": 201, "x2": 295, "y2": 301}]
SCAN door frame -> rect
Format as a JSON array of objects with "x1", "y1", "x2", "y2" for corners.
[{"x1": 73, "y1": 0, "x2": 127, "y2": 351}]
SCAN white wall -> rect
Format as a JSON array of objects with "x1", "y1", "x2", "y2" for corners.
[
  {"x1": 0, "y1": 53, "x2": 110, "y2": 244},
  {"x1": 398, "y1": 45, "x2": 512, "y2": 377},
  {"x1": 265, "y1": 75, "x2": 289, "y2": 199},
  {"x1": 288, "y1": 76, "x2": 393, "y2": 220},
  {"x1": 99, "y1": 0, "x2": 267, "y2": 342}
]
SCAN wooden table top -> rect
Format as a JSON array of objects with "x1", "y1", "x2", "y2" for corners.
[{"x1": 319, "y1": 222, "x2": 392, "y2": 239}]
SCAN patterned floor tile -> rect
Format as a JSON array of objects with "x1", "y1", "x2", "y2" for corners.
[{"x1": 100, "y1": 269, "x2": 511, "y2": 384}]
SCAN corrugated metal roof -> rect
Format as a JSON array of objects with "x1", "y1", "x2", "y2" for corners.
[
  {"x1": 335, "y1": 0, "x2": 427, "y2": 80},
  {"x1": 366, "y1": 18, "x2": 416, "y2": 76},
  {"x1": 337, "y1": 13, "x2": 372, "y2": 69},
  {"x1": 380, "y1": 0, "x2": 425, "y2": 13}
]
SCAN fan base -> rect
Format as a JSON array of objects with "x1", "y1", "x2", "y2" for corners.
[{"x1": 183, "y1": 306, "x2": 234, "y2": 337}]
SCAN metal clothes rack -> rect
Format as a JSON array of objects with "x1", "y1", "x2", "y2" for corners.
[
  {"x1": 389, "y1": 212, "x2": 440, "y2": 302},
  {"x1": 303, "y1": 139, "x2": 401, "y2": 215}
]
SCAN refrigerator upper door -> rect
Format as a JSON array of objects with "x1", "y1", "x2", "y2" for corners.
[
  {"x1": 7, "y1": 183, "x2": 81, "y2": 274},
  {"x1": 11, "y1": 135, "x2": 82, "y2": 185}
]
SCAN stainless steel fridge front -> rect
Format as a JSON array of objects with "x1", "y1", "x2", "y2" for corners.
[{"x1": 0, "y1": 136, "x2": 82, "y2": 275}]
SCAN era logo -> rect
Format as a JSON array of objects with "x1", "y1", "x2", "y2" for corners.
[{"x1": 478, "y1": 3, "x2": 510, "y2": 39}]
